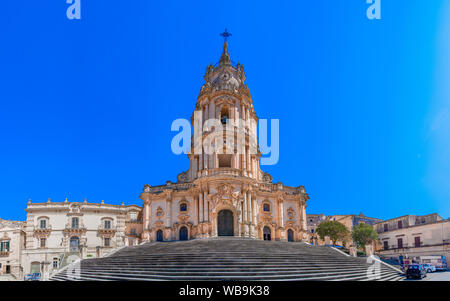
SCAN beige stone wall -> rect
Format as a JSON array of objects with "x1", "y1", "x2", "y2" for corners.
[
  {"x1": 22, "y1": 200, "x2": 139, "y2": 279},
  {"x1": 141, "y1": 182, "x2": 308, "y2": 242},
  {"x1": 0, "y1": 226, "x2": 25, "y2": 279},
  {"x1": 377, "y1": 219, "x2": 450, "y2": 261}
]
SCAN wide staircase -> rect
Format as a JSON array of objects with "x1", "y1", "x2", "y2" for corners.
[{"x1": 51, "y1": 238, "x2": 403, "y2": 281}]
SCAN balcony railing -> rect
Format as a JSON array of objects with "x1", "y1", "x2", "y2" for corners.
[
  {"x1": 0, "y1": 251, "x2": 10, "y2": 256},
  {"x1": 98, "y1": 225, "x2": 117, "y2": 232},
  {"x1": 64, "y1": 223, "x2": 87, "y2": 231},
  {"x1": 198, "y1": 168, "x2": 245, "y2": 178},
  {"x1": 34, "y1": 225, "x2": 52, "y2": 232}
]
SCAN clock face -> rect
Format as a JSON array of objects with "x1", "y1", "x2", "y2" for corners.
[{"x1": 221, "y1": 72, "x2": 230, "y2": 81}]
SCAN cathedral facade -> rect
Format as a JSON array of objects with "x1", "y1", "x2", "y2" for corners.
[{"x1": 140, "y1": 37, "x2": 309, "y2": 243}]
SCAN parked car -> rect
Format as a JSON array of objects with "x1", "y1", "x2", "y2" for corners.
[
  {"x1": 24, "y1": 273, "x2": 42, "y2": 281},
  {"x1": 422, "y1": 264, "x2": 436, "y2": 273},
  {"x1": 406, "y1": 265, "x2": 427, "y2": 279}
]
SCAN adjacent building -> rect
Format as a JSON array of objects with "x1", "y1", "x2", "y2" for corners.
[
  {"x1": 21, "y1": 199, "x2": 141, "y2": 279},
  {"x1": 375, "y1": 213, "x2": 449, "y2": 266},
  {"x1": 0, "y1": 219, "x2": 25, "y2": 279},
  {"x1": 307, "y1": 213, "x2": 382, "y2": 249}
]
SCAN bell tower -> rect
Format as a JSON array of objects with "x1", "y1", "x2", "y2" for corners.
[{"x1": 180, "y1": 29, "x2": 263, "y2": 183}]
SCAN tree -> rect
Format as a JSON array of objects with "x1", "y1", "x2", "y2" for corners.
[
  {"x1": 316, "y1": 221, "x2": 350, "y2": 246},
  {"x1": 352, "y1": 223, "x2": 378, "y2": 250}
]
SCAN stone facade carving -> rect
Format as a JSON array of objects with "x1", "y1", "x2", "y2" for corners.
[{"x1": 140, "y1": 40, "x2": 309, "y2": 242}]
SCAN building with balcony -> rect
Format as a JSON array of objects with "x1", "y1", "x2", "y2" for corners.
[
  {"x1": 124, "y1": 205, "x2": 143, "y2": 246},
  {"x1": 374, "y1": 214, "x2": 450, "y2": 264},
  {"x1": 0, "y1": 219, "x2": 25, "y2": 279},
  {"x1": 21, "y1": 199, "x2": 139, "y2": 279}
]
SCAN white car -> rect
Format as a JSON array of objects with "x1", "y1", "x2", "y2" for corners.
[{"x1": 422, "y1": 264, "x2": 436, "y2": 273}]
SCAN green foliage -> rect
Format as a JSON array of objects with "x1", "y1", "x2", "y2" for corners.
[
  {"x1": 316, "y1": 221, "x2": 350, "y2": 246},
  {"x1": 352, "y1": 223, "x2": 378, "y2": 249}
]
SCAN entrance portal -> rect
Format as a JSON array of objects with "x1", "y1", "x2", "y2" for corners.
[
  {"x1": 287, "y1": 229, "x2": 294, "y2": 242},
  {"x1": 217, "y1": 210, "x2": 234, "y2": 236},
  {"x1": 69, "y1": 236, "x2": 79, "y2": 252},
  {"x1": 156, "y1": 230, "x2": 163, "y2": 242},
  {"x1": 263, "y1": 226, "x2": 271, "y2": 241},
  {"x1": 179, "y1": 226, "x2": 188, "y2": 241}
]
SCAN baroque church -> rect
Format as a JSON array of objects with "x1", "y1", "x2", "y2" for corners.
[{"x1": 140, "y1": 33, "x2": 309, "y2": 243}]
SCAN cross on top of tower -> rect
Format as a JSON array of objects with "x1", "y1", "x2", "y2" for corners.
[{"x1": 220, "y1": 28, "x2": 232, "y2": 43}]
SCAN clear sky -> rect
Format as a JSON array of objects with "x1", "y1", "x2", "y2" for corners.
[{"x1": 0, "y1": 1, "x2": 449, "y2": 221}]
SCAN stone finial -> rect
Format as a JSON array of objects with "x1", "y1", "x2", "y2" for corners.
[
  {"x1": 84, "y1": 198, "x2": 87, "y2": 203},
  {"x1": 64, "y1": 198, "x2": 68, "y2": 203},
  {"x1": 121, "y1": 201, "x2": 125, "y2": 206},
  {"x1": 28, "y1": 199, "x2": 31, "y2": 204},
  {"x1": 47, "y1": 198, "x2": 51, "y2": 203},
  {"x1": 101, "y1": 200, "x2": 105, "y2": 204}
]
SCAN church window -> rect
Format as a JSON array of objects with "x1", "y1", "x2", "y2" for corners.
[
  {"x1": 180, "y1": 203, "x2": 187, "y2": 212},
  {"x1": 263, "y1": 203, "x2": 270, "y2": 212},
  {"x1": 40, "y1": 219, "x2": 47, "y2": 229},
  {"x1": 130, "y1": 212, "x2": 137, "y2": 222},
  {"x1": 221, "y1": 107, "x2": 229, "y2": 125},
  {"x1": 104, "y1": 238, "x2": 111, "y2": 247}
]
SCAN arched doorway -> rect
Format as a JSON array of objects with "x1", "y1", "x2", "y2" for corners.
[
  {"x1": 217, "y1": 210, "x2": 234, "y2": 236},
  {"x1": 69, "y1": 236, "x2": 79, "y2": 252},
  {"x1": 287, "y1": 229, "x2": 294, "y2": 242},
  {"x1": 156, "y1": 230, "x2": 163, "y2": 242},
  {"x1": 263, "y1": 226, "x2": 271, "y2": 241},
  {"x1": 179, "y1": 226, "x2": 188, "y2": 241}
]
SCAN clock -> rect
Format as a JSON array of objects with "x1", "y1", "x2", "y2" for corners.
[{"x1": 221, "y1": 72, "x2": 230, "y2": 81}]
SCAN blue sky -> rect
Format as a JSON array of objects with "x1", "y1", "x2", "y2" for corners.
[{"x1": 0, "y1": 1, "x2": 449, "y2": 221}]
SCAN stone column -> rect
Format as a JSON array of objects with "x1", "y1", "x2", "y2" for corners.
[
  {"x1": 243, "y1": 192, "x2": 248, "y2": 223},
  {"x1": 302, "y1": 205, "x2": 307, "y2": 231},
  {"x1": 194, "y1": 196, "x2": 199, "y2": 225},
  {"x1": 143, "y1": 203, "x2": 149, "y2": 230},
  {"x1": 279, "y1": 200, "x2": 284, "y2": 228},
  {"x1": 166, "y1": 199, "x2": 172, "y2": 228},
  {"x1": 247, "y1": 193, "x2": 252, "y2": 224},
  {"x1": 199, "y1": 193, "x2": 204, "y2": 223},
  {"x1": 210, "y1": 101, "x2": 215, "y2": 120},
  {"x1": 252, "y1": 197, "x2": 257, "y2": 225},
  {"x1": 246, "y1": 149, "x2": 250, "y2": 172},
  {"x1": 205, "y1": 104, "x2": 209, "y2": 121},
  {"x1": 203, "y1": 191, "x2": 208, "y2": 222}
]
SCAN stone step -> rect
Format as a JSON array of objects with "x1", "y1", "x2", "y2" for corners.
[
  {"x1": 51, "y1": 238, "x2": 403, "y2": 281},
  {"x1": 53, "y1": 269, "x2": 401, "y2": 281}
]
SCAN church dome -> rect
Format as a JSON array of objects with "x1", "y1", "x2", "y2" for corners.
[{"x1": 203, "y1": 39, "x2": 246, "y2": 94}]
